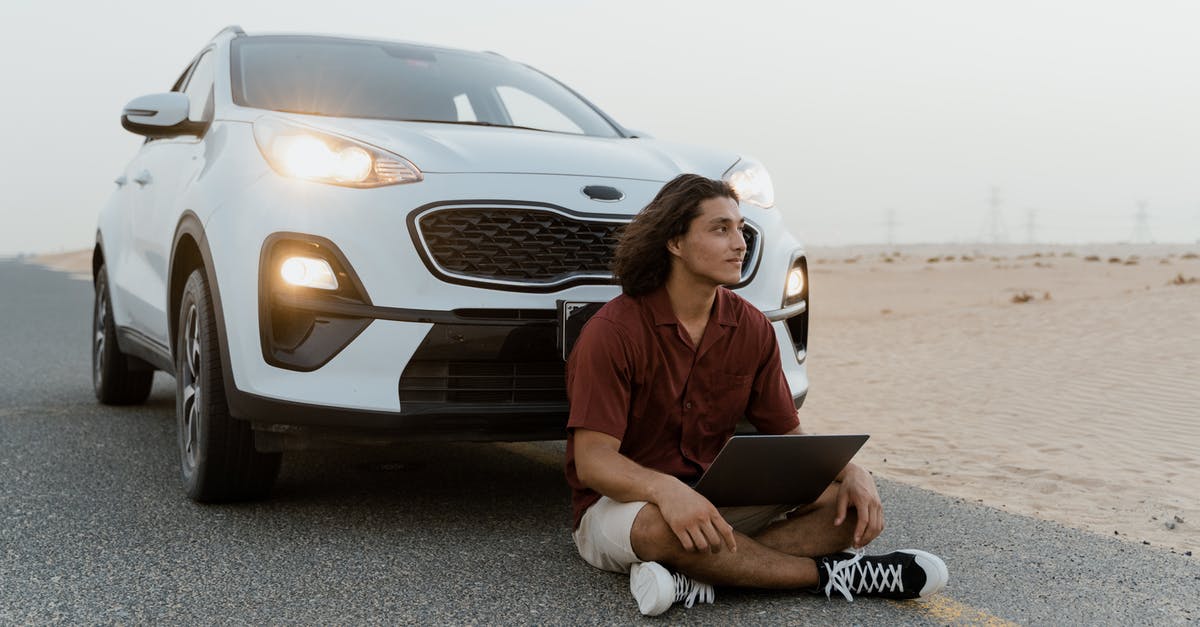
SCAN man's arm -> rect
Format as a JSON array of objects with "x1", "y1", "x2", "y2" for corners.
[{"x1": 573, "y1": 428, "x2": 738, "y2": 554}]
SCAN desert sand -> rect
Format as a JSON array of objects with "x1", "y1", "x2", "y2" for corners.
[
  {"x1": 29, "y1": 249, "x2": 92, "y2": 281},
  {"x1": 802, "y1": 244, "x2": 1199, "y2": 554},
  {"x1": 29, "y1": 244, "x2": 1200, "y2": 552}
]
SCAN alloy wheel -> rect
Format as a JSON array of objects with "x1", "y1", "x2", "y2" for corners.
[
  {"x1": 93, "y1": 286, "x2": 106, "y2": 388},
  {"x1": 180, "y1": 302, "x2": 202, "y2": 471}
]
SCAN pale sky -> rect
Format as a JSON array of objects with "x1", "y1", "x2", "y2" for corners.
[{"x1": 2, "y1": 0, "x2": 1198, "y2": 255}]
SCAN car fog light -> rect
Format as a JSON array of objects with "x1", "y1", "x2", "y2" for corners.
[
  {"x1": 280, "y1": 256, "x2": 339, "y2": 290},
  {"x1": 785, "y1": 268, "x2": 805, "y2": 299}
]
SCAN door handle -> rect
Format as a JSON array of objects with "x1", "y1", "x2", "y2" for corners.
[
  {"x1": 133, "y1": 170, "x2": 153, "y2": 187},
  {"x1": 114, "y1": 175, "x2": 128, "y2": 187}
]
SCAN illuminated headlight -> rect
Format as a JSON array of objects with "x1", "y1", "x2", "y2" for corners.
[
  {"x1": 280, "y1": 256, "x2": 339, "y2": 290},
  {"x1": 782, "y1": 255, "x2": 807, "y2": 307},
  {"x1": 253, "y1": 117, "x2": 422, "y2": 188},
  {"x1": 723, "y1": 157, "x2": 775, "y2": 209},
  {"x1": 786, "y1": 268, "x2": 805, "y2": 299}
]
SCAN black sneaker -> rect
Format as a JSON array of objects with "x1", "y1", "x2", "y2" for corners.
[{"x1": 815, "y1": 549, "x2": 949, "y2": 601}]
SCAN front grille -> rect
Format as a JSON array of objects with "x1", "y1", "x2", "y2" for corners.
[
  {"x1": 399, "y1": 360, "x2": 566, "y2": 403},
  {"x1": 417, "y1": 207, "x2": 619, "y2": 285},
  {"x1": 413, "y1": 205, "x2": 760, "y2": 289}
]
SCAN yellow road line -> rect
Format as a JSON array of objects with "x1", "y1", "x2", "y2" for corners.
[{"x1": 890, "y1": 595, "x2": 1018, "y2": 626}]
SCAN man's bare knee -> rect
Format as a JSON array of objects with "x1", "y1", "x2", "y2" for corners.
[{"x1": 630, "y1": 503, "x2": 684, "y2": 562}]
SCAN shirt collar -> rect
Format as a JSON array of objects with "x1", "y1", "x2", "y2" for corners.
[{"x1": 644, "y1": 284, "x2": 739, "y2": 328}]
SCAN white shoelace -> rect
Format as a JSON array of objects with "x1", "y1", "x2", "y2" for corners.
[
  {"x1": 822, "y1": 550, "x2": 904, "y2": 602},
  {"x1": 673, "y1": 572, "x2": 715, "y2": 608}
]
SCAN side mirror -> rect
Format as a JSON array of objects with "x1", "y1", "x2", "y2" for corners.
[
  {"x1": 625, "y1": 128, "x2": 653, "y2": 139},
  {"x1": 121, "y1": 92, "x2": 204, "y2": 138}
]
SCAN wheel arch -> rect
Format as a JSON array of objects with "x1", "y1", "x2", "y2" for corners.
[
  {"x1": 92, "y1": 231, "x2": 105, "y2": 284},
  {"x1": 169, "y1": 213, "x2": 236, "y2": 396}
]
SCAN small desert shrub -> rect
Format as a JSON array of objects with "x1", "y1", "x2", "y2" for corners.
[{"x1": 1169, "y1": 273, "x2": 1198, "y2": 285}]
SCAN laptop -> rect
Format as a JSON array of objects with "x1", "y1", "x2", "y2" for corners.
[{"x1": 692, "y1": 434, "x2": 869, "y2": 507}]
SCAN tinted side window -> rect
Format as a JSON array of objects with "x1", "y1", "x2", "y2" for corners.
[{"x1": 182, "y1": 51, "x2": 215, "y2": 123}]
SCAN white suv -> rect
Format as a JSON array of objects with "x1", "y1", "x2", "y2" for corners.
[{"x1": 93, "y1": 26, "x2": 810, "y2": 502}]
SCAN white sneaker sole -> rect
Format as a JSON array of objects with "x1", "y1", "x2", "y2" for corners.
[
  {"x1": 630, "y1": 561, "x2": 675, "y2": 616},
  {"x1": 897, "y1": 549, "x2": 950, "y2": 597}
]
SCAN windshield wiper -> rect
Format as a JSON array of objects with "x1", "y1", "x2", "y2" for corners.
[
  {"x1": 262, "y1": 112, "x2": 565, "y2": 135},
  {"x1": 399, "y1": 119, "x2": 551, "y2": 133}
]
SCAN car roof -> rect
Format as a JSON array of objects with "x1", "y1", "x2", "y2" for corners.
[{"x1": 212, "y1": 26, "x2": 501, "y2": 62}]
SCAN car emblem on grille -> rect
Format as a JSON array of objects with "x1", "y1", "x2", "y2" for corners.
[{"x1": 581, "y1": 185, "x2": 623, "y2": 202}]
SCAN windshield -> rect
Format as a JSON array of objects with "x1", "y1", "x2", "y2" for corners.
[{"x1": 230, "y1": 36, "x2": 621, "y2": 137}]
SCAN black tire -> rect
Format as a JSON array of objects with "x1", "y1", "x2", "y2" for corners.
[
  {"x1": 93, "y1": 264, "x2": 154, "y2": 405},
  {"x1": 176, "y1": 269, "x2": 281, "y2": 502}
]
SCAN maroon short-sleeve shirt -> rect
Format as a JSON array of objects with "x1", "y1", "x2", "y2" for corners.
[{"x1": 564, "y1": 285, "x2": 800, "y2": 529}]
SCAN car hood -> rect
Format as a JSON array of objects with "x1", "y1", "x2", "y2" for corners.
[{"x1": 293, "y1": 116, "x2": 739, "y2": 181}]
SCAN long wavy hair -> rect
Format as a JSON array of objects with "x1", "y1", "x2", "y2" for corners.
[{"x1": 611, "y1": 174, "x2": 739, "y2": 296}]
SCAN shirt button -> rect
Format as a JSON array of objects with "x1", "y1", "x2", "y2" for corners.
[{"x1": 685, "y1": 401, "x2": 693, "y2": 410}]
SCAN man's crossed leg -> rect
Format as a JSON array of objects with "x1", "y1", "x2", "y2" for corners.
[{"x1": 575, "y1": 485, "x2": 948, "y2": 616}]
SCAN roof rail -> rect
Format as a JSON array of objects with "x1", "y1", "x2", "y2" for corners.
[{"x1": 212, "y1": 25, "x2": 246, "y2": 40}]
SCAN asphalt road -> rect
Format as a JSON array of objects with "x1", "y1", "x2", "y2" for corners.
[{"x1": 1, "y1": 259, "x2": 1197, "y2": 625}]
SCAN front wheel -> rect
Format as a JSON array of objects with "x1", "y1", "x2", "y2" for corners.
[{"x1": 176, "y1": 269, "x2": 281, "y2": 502}]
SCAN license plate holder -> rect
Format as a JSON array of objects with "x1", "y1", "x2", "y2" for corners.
[{"x1": 556, "y1": 300, "x2": 605, "y2": 360}]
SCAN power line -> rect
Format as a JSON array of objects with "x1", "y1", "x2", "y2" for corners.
[
  {"x1": 1131, "y1": 201, "x2": 1153, "y2": 243},
  {"x1": 979, "y1": 186, "x2": 1008, "y2": 244},
  {"x1": 885, "y1": 208, "x2": 899, "y2": 246}
]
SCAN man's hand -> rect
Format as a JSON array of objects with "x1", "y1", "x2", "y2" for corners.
[
  {"x1": 574, "y1": 428, "x2": 737, "y2": 553},
  {"x1": 654, "y1": 478, "x2": 738, "y2": 554},
  {"x1": 833, "y1": 463, "x2": 885, "y2": 548}
]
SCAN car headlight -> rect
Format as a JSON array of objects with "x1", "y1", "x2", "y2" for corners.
[
  {"x1": 252, "y1": 117, "x2": 422, "y2": 188},
  {"x1": 723, "y1": 157, "x2": 775, "y2": 209}
]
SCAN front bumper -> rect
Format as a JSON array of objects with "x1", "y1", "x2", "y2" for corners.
[{"x1": 230, "y1": 296, "x2": 808, "y2": 443}]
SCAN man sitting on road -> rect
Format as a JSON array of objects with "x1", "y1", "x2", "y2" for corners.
[{"x1": 564, "y1": 174, "x2": 949, "y2": 615}]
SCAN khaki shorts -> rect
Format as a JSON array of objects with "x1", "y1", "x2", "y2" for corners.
[{"x1": 572, "y1": 496, "x2": 797, "y2": 574}]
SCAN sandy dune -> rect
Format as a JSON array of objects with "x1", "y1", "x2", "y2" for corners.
[{"x1": 28, "y1": 244, "x2": 1200, "y2": 552}]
